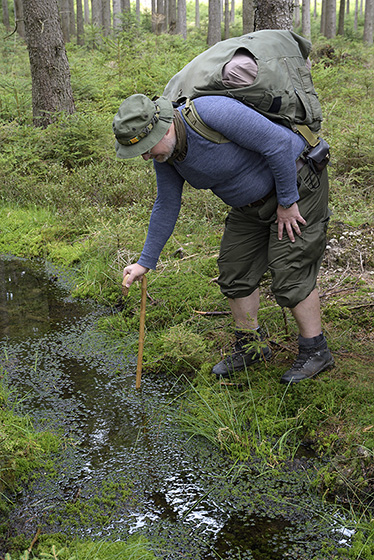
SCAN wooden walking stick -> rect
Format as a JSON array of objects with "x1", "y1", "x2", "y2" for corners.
[
  {"x1": 136, "y1": 275, "x2": 147, "y2": 389},
  {"x1": 122, "y1": 273, "x2": 147, "y2": 389}
]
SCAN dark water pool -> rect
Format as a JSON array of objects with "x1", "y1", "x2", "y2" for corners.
[{"x1": 0, "y1": 256, "x2": 353, "y2": 559}]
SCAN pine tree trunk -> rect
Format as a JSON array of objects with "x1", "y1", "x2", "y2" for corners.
[
  {"x1": 14, "y1": 0, "x2": 26, "y2": 37},
  {"x1": 155, "y1": 0, "x2": 166, "y2": 34},
  {"x1": 294, "y1": 0, "x2": 300, "y2": 28},
  {"x1": 320, "y1": 0, "x2": 327, "y2": 34},
  {"x1": 338, "y1": 0, "x2": 345, "y2": 34},
  {"x1": 242, "y1": 0, "x2": 254, "y2": 32},
  {"x1": 363, "y1": 0, "x2": 373, "y2": 43},
  {"x1": 207, "y1": 0, "x2": 221, "y2": 45},
  {"x1": 325, "y1": 0, "x2": 337, "y2": 38},
  {"x1": 69, "y1": 0, "x2": 76, "y2": 36},
  {"x1": 77, "y1": 0, "x2": 84, "y2": 43},
  {"x1": 254, "y1": 0, "x2": 294, "y2": 30},
  {"x1": 91, "y1": 0, "x2": 102, "y2": 28},
  {"x1": 113, "y1": 0, "x2": 121, "y2": 28},
  {"x1": 230, "y1": 0, "x2": 235, "y2": 23},
  {"x1": 23, "y1": 0, "x2": 75, "y2": 127},
  {"x1": 102, "y1": 0, "x2": 111, "y2": 35},
  {"x1": 2, "y1": 0, "x2": 10, "y2": 29},
  {"x1": 168, "y1": 0, "x2": 177, "y2": 32},
  {"x1": 177, "y1": 0, "x2": 187, "y2": 38},
  {"x1": 302, "y1": 0, "x2": 311, "y2": 37},
  {"x1": 195, "y1": 0, "x2": 200, "y2": 28},
  {"x1": 224, "y1": 0, "x2": 230, "y2": 38},
  {"x1": 84, "y1": 0, "x2": 90, "y2": 23},
  {"x1": 59, "y1": 0, "x2": 70, "y2": 42}
]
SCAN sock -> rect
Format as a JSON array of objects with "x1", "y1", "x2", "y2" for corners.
[
  {"x1": 298, "y1": 332, "x2": 325, "y2": 348},
  {"x1": 235, "y1": 327, "x2": 261, "y2": 341}
]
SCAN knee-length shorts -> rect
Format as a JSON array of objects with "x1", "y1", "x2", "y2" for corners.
[{"x1": 217, "y1": 164, "x2": 331, "y2": 309}]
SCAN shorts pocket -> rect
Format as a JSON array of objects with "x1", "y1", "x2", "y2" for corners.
[{"x1": 297, "y1": 162, "x2": 320, "y2": 192}]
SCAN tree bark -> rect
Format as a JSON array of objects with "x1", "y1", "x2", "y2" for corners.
[
  {"x1": 254, "y1": 0, "x2": 294, "y2": 30},
  {"x1": 177, "y1": 0, "x2": 187, "y2": 38},
  {"x1": 325, "y1": 0, "x2": 337, "y2": 38},
  {"x1": 230, "y1": 0, "x2": 235, "y2": 23},
  {"x1": 91, "y1": 0, "x2": 102, "y2": 28},
  {"x1": 195, "y1": 0, "x2": 200, "y2": 28},
  {"x1": 294, "y1": 0, "x2": 300, "y2": 28},
  {"x1": 224, "y1": 0, "x2": 230, "y2": 38},
  {"x1": 113, "y1": 0, "x2": 121, "y2": 28},
  {"x1": 69, "y1": 0, "x2": 76, "y2": 36},
  {"x1": 338, "y1": 0, "x2": 345, "y2": 34},
  {"x1": 77, "y1": 0, "x2": 84, "y2": 43},
  {"x1": 14, "y1": 0, "x2": 26, "y2": 37},
  {"x1": 168, "y1": 0, "x2": 177, "y2": 32},
  {"x1": 2, "y1": 0, "x2": 10, "y2": 29},
  {"x1": 207, "y1": 0, "x2": 221, "y2": 45},
  {"x1": 242, "y1": 0, "x2": 254, "y2": 32},
  {"x1": 59, "y1": 0, "x2": 70, "y2": 42},
  {"x1": 84, "y1": 0, "x2": 90, "y2": 23},
  {"x1": 23, "y1": 0, "x2": 75, "y2": 127},
  {"x1": 102, "y1": 0, "x2": 111, "y2": 35},
  {"x1": 320, "y1": 0, "x2": 327, "y2": 34},
  {"x1": 363, "y1": 0, "x2": 373, "y2": 43},
  {"x1": 302, "y1": 0, "x2": 311, "y2": 37}
]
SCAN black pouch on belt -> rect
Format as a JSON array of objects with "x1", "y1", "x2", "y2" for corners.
[{"x1": 306, "y1": 138, "x2": 330, "y2": 173}]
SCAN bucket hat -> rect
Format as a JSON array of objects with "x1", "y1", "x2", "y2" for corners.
[{"x1": 113, "y1": 94, "x2": 174, "y2": 159}]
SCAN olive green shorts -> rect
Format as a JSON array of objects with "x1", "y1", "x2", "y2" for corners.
[{"x1": 217, "y1": 165, "x2": 331, "y2": 308}]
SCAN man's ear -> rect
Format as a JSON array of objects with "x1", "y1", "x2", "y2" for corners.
[{"x1": 164, "y1": 123, "x2": 174, "y2": 136}]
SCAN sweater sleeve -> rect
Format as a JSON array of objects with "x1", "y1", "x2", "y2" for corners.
[{"x1": 137, "y1": 162, "x2": 185, "y2": 270}]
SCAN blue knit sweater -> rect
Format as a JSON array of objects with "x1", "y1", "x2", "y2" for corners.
[{"x1": 138, "y1": 96, "x2": 307, "y2": 270}]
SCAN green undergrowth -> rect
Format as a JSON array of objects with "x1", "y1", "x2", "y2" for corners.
[
  {"x1": 0, "y1": 373, "x2": 61, "y2": 513},
  {"x1": 4, "y1": 535, "x2": 156, "y2": 560}
]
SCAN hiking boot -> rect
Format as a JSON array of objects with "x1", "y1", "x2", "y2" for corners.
[
  {"x1": 280, "y1": 336, "x2": 334, "y2": 384},
  {"x1": 212, "y1": 330, "x2": 271, "y2": 379}
]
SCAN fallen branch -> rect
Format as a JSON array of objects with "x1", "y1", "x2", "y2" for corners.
[
  {"x1": 347, "y1": 302, "x2": 374, "y2": 310},
  {"x1": 28, "y1": 527, "x2": 41, "y2": 553},
  {"x1": 193, "y1": 310, "x2": 231, "y2": 316}
]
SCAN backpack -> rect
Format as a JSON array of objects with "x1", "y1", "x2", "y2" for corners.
[{"x1": 162, "y1": 29, "x2": 323, "y2": 146}]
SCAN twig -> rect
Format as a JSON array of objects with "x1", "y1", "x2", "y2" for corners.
[
  {"x1": 282, "y1": 308, "x2": 289, "y2": 337},
  {"x1": 28, "y1": 527, "x2": 41, "y2": 553},
  {"x1": 347, "y1": 302, "x2": 374, "y2": 310},
  {"x1": 193, "y1": 310, "x2": 231, "y2": 316},
  {"x1": 3, "y1": 21, "x2": 18, "y2": 39}
]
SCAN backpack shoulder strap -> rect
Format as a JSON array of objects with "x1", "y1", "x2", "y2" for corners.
[
  {"x1": 181, "y1": 99, "x2": 230, "y2": 144},
  {"x1": 182, "y1": 99, "x2": 321, "y2": 149},
  {"x1": 295, "y1": 124, "x2": 320, "y2": 147}
]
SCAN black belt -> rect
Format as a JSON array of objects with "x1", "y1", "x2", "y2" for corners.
[{"x1": 246, "y1": 189, "x2": 276, "y2": 207}]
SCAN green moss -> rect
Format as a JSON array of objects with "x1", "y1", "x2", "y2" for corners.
[
  {"x1": 6, "y1": 534, "x2": 157, "y2": 560},
  {"x1": 0, "y1": 381, "x2": 61, "y2": 512}
]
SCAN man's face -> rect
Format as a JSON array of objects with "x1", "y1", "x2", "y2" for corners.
[{"x1": 141, "y1": 126, "x2": 176, "y2": 163}]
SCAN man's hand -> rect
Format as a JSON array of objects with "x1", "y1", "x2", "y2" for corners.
[
  {"x1": 123, "y1": 263, "x2": 149, "y2": 289},
  {"x1": 276, "y1": 202, "x2": 307, "y2": 242}
]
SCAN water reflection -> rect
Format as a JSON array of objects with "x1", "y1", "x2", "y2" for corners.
[{"x1": 0, "y1": 256, "x2": 352, "y2": 560}]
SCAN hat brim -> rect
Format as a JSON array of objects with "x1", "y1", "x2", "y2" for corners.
[{"x1": 115, "y1": 97, "x2": 174, "y2": 159}]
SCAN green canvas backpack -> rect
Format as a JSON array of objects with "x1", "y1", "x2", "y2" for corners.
[{"x1": 162, "y1": 29, "x2": 323, "y2": 146}]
